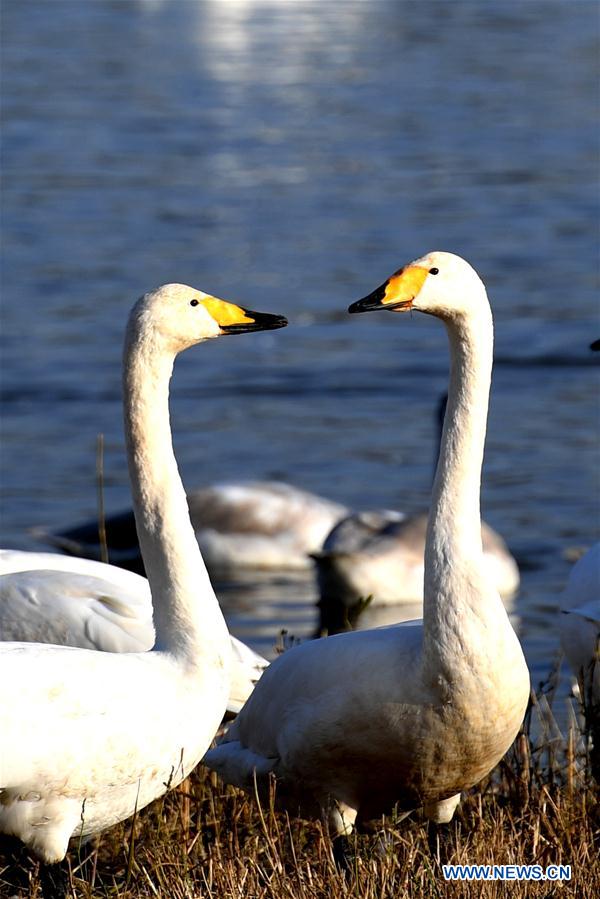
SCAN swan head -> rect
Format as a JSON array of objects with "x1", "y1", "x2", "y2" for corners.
[
  {"x1": 132, "y1": 283, "x2": 287, "y2": 351},
  {"x1": 348, "y1": 252, "x2": 487, "y2": 321}
]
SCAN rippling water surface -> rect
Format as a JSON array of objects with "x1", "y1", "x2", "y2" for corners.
[{"x1": 1, "y1": 1, "x2": 598, "y2": 723}]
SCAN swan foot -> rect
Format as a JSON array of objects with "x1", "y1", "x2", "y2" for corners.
[
  {"x1": 39, "y1": 859, "x2": 70, "y2": 899},
  {"x1": 331, "y1": 833, "x2": 354, "y2": 871},
  {"x1": 426, "y1": 820, "x2": 453, "y2": 865},
  {"x1": 424, "y1": 794, "x2": 460, "y2": 865},
  {"x1": 427, "y1": 821, "x2": 453, "y2": 865},
  {"x1": 588, "y1": 702, "x2": 600, "y2": 784},
  {"x1": 325, "y1": 800, "x2": 358, "y2": 870}
]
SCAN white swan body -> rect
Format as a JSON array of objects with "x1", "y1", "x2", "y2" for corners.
[
  {"x1": 0, "y1": 285, "x2": 286, "y2": 863},
  {"x1": 315, "y1": 508, "x2": 519, "y2": 624},
  {"x1": 205, "y1": 252, "x2": 530, "y2": 835},
  {"x1": 36, "y1": 481, "x2": 348, "y2": 574},
  {"x1": 0, "y1": 549, "x2": 268, "y2": 715},
  {"x1": 559, "y1": 543, "x2": 600, "y2": 709}
]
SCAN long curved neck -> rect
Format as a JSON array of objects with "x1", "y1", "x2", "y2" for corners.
[
  {"x1": 423, "y1": 302, "x2": 494, "y2": 652},
  {"x1": 122, "y1": 318, "x2": 228, "y2": 667}
]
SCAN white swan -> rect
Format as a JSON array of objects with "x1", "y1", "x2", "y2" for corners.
[
  {"x1": 559, "y1": 543, "x2": 600, "y2": 712},
  {"x1": 315, "y1": 507, "x2": 519, "y2": 632},
  {"x1": 0, "y1": 284, "x2": 286, "y2": 866},
  {"x1": 35, "y1": 480, "x2": 348, "y2": 574},
  {"x1": 205, "y1": 252, "x2": 530, "y2": 841},
  {"x1": 0, "y1": 549, "x2": 268, "y2": 715}
]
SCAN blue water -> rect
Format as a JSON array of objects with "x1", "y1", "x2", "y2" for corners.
[{"x1": 1, "y1": 1, "x2": 599, "y2": 720}]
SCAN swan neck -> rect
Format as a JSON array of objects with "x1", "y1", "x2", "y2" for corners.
[
  {"x1": 425, "y1": 305, "x2": 493, "y2": 599},
  {"x1": 122, "y1": 319, "x2": 227, "y2": 665}
]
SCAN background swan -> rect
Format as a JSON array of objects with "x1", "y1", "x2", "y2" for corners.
[
  {"x1": 315, "y1": 509, "x2": 519, "y2": 633},
  {"x1": 314, "y1": 393, "x2": 519, "y2": 633},
  {"x1": 0, "y1": 549, "x2": 268, "y2": 715},
  {"x1": 0, "y1": 284, "x2": 286, "y2": 873},
  {"x1": 35, "y1": 480, "x2": 348, "y2": 574},
  {"x1": 559, "y1": 544, "x2": 599, "y2": 738},
  {"x1": 204, "y1": 252, "x2": 530, "y2": 846}
]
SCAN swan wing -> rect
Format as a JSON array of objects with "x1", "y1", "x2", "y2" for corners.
[
  {"x1": 205, "y1": 624, "x2": 424, "y2": 799},
  {"x1": 560, "y1": 543, "x2": 600, "y2": 614},
  {"x1": 0, "y1": 569, "x2": 153, "y2": 652},
  {"x1": 559, "y1": 544, "x2": 599, "y2": 699}
]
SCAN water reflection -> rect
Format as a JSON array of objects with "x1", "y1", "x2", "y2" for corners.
[{"x1": 214, "y1": 570, "x2": 317, "y2": 659}]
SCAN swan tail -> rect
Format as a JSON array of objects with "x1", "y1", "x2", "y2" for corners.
[{"x1": 0, "y1": 792, "x2": 82, "y2": 864}]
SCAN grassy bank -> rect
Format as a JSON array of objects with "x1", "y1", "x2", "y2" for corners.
[{"x1": 1, "y1": 690, "x2": 598, "y2": 898}]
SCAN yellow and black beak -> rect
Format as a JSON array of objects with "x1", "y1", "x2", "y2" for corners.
[
  {"x1": 348, "y1": 265, "x2": 428, "y2": 314},
  {"x1": 202, "y1": 297, "x2": 287, "y2": 334},
  {"x1": 220, "y1": 308, "x2": 288, "y2": 334}
]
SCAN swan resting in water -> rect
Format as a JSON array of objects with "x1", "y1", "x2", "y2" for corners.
[
  {"x1": 0, "y1": 549, "x2": 269, "y2": 715},
  {"x1": 314, "y1": 507, "x2": 519, "y2": 633},
  {"x1": 0, "y1": 284, "x2": 286, "y2": 874},
  {"x1": 35, "y1": 480, "x2": 349, "y2": 575},
  {"x1": 204, "y1": 252, "x2": 530, "y2": 846}
]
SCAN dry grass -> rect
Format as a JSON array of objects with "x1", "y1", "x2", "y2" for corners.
[{"x1": 1, "y1": 683, "x2": 598, "y2": 899}]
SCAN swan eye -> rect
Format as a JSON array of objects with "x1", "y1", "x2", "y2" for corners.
[
  {"x1": 429, "y1": 268, "x2": 439, "y2": 275},
  {"x1": 190, "y1": 299, "x2": 199, "y2": 307}
]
